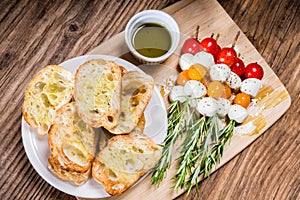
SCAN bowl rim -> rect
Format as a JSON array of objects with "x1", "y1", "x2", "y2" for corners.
[{"x1": 125, "y1": 10, "x2": 180, "y2": 63}]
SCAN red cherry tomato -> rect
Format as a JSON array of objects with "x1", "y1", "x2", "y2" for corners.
[
  {"x1": 199, "y1": 37, "x2": 220, "y2": 60},
  {"x1": 182, "y1": 38, "x2": 201, "y2": 55},
  {"x1": 214, "y1": 44, "x2": 221, "y2": 62},
  {"x1": 230, "y1": 57, "x2": 245, "y2": 77},
  {"x1": 244, "y1": 63, "x2": 264, "y2": 80},
  {"x1": 217, "y1": 47, "x2": 237, "y2": 66}
]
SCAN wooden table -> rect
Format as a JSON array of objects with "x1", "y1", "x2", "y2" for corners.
[{"x1": 0, "y1": 0, "x2": 299, "y2": 199}]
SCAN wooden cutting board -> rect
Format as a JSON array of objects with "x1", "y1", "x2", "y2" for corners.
[{"x1": 79, "y1": 0, "x2": 291, "y2": 199}]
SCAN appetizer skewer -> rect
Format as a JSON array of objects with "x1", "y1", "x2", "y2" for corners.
[{"x1": 152, "y1": 30, "x2": 265, "y2": 194}]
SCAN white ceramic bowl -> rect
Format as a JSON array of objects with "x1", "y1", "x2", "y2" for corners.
[{"x1": 125, "y1": 10, "x2": 180, "y2": 64}]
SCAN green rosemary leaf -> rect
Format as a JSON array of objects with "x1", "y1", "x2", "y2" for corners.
[
  {"x1": 185, "y1": 119, "x2": 236, "y2": 191},
  {"x1": 151, "y1": 100, "x2": 189, "y2": 185},
  {"x1": 173, "y1": 116, "x2": 206, "y2": 191}
]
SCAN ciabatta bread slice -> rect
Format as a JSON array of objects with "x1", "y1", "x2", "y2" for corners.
[
  {"x1": 74, "y1": 59, "x2": 122, "y2": 128},
  {"x1": 48, "y1": 102, "x2": 96, "y2": 176},
  {"x1": 107, "y1": 71, "x2": 154, "y2": 134},
  {"x1": 22, "y1": 65, "x2": 74, "y2": 135},
  {"x1": 92, "y1": 116, "x2": 162, "y2": 196}
]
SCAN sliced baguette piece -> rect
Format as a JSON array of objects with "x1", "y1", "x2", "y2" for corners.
[
  {"x1": 107, "y1": 71, "x2": 154, "y2": 134},
  {"x1": 92, "y1": 116, "x2": 162, "y2": 196},
  {"x1": 74, "y1": 59, "x2": 122, "y2": 128},
  {"x1": 48, "y1": 102, "x2": 96, "y2": 175},
  {"x1": 22, "y1": 65, "x2": 74, "y2": 135},
  {"x1": 48, "y1": 155, "x2": 90, "y2": 185}
]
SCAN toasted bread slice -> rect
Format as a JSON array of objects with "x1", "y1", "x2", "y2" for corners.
[
  {"x1": 74, "y1": 59, "x2": 122, "y2": 128},
  {"x1": 48, "y1": 102, "x2": 96, "y2": 174},
  {"x1": 22, "y1": 65, "x2": 74, "y2": 135},
  {"x1": 107, "y1": 71, "x2": 154, "y2": 134},
  {"x1": 92, "y1": 116, "x2": 162, "y2": 196},
  {"x1": 99, "y1": 114, "x2": 146, "y2": 152},
  {"x1": 48, "y1": 155, "x2": 90, "y2": 185}
]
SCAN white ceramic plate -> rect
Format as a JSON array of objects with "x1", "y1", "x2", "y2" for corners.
[{"x1": 21, "y1": 54, "x2": 168, "y2": 198}]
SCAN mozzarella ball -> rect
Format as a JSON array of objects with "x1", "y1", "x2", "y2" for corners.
[
  {"x1": 196, "y1": 97, "x2": 218, "y2": 117},
  {"x1": 228, "y1": 104, "x2": 248, "y2": 123},
  {"x1": 226, "y1": 71, "x2": 242, "y2": 90},
  {"x1": 192, "y1": 51, "x2": 215, "y2": 69},
  {"x1": 240, "y1": 78, "x2": 262, "y2": 97},
  {"x1": 169, "y1": 85, "x2": 187, "y2": 103},
  {"x1": 179, "y1": 53, "x2": 194, "y2": 71},
  {"x1": 216, "y1": 98, "x2": 231, "y2": 118},
  {"x1": 210, "y1": 64, "x2": 231, "y2": 82},
  {"x1": 183, "y1": 80, "x2": 207, "y2": 98}
]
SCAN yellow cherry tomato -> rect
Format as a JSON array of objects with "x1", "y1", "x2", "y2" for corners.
[
  {"x1": 187, "y1": 64, "x2": 207, "y2": 81},
  {"x1": 224, "y1": 84, "x2": 232, "y2": 99},
  {"x1": 177, "y1": 70, "x2": 190, "y2": 86},
  {"x1": 200, "y1": 78, "x2": 208, "y2": 88},
  {"x1": 207, "y1": 81, "x2": 227, "y2": 98},
  {"x1": 234, "y1": 92, "x2": 251, "y2": 108}
]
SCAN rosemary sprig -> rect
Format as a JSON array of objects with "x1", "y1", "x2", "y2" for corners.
[
  {"x1": 151, "y1": 100, "x2": 190, "y2": 185},
  {"x1": 173, "y1": 116, "x2": 206, "y2": 191},
  {"x1": 173, "y1": 114, "x2": 220, "y2": 193},
  {"x1": 152, "y1": 98, "x2": 236, "y2": 195},
  {"x1": 185, "y1": 119, "x2": 236, "y2": 194}
]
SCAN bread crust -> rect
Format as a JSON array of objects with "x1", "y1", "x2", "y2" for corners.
[
  {"x1": 22, "y1": 65, "x2": 74, "y2": 135},
  {"x1": 107, "y1": 71, "x2": 154, "y2": 134},
  {"x1": 48, "y1": 155, "x2": 90, "y2": 185},
  {"x1": 74, "y1": 59, "x2": 121, "y2": 128}
]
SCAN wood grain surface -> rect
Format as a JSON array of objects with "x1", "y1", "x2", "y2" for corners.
[{"x1": 0, "y1": 0, "x2": 299, "y2": 200}]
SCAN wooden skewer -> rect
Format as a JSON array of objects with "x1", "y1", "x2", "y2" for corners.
[
  {"x1": 195, "y1": 25, "x2": 200, "y2": 40},
  {"x1": 215, "y1": 33, "x2": 220, "y2": 42},
  {"x1": 232, "y1": 31, "x2": 240, "y2": 47}
]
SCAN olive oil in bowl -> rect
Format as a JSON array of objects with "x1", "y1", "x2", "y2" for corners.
[{"x1": 132, "y1": 23, "x2": 172, "y2": 58}]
